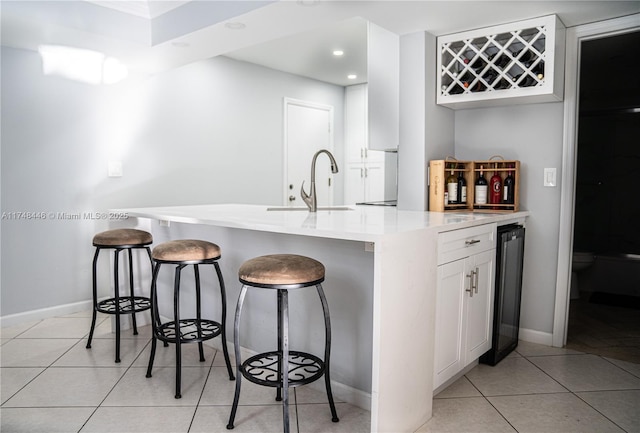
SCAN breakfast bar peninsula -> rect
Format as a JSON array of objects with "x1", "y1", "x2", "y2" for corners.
[{"x1": 114, "y1": 203, "x2": 528, "y2": 432}]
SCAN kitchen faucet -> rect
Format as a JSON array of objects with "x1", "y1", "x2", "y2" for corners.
[{"x1": 300, "y1": 149, "x2": 339, "y2": 212}]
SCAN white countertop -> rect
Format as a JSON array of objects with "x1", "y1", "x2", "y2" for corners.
[{"x1": 117, "y1": 204, "x2": 530, "y2": 242}]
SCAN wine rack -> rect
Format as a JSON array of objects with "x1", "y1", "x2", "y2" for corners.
[
  {"x1": 429, "y1": 159, "x2": 520, "y2": 213},
  {"x1": 437, "y1": 15, "x2": 565, "y2": 109}
]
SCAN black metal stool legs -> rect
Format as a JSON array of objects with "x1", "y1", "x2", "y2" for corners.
[
  {"x1": 317, "y1": 284, "x2": 339, "y2": 422},
  {"x1": 86, "y1": 247, "x2": 101, "y2": 350},
  {"x1": 215, "y1": 262, "x2": 235, "y2": 381},
  {"x1": 227, "y1": 285, "x2": 248, "y2": 430},
  {"x1": 280, "y1": 289, "x2": 291, "y2": 433}
]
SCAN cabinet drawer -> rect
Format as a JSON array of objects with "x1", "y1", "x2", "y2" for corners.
[{"x1": 438, "y1": 223, "x2": 496, "y2": 265}]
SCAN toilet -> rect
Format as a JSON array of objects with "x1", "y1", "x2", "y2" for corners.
[{"x1": 571, "y1": 251, "x2": 595, "y2": 299}]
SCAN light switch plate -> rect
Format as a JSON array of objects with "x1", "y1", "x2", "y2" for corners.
[
  {"x1": 544, "y1": 168, "x2": 556, "y2": 187},
  {"x1": 108, "y1": 160, "x2": 123, "y2": 177}
]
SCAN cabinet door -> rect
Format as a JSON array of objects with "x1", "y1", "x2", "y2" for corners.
[
  {"x1": 434, "y1": 258, "x2": 466, "y2": 389},
  {"x1": 345, "y1": 84, "x2": 367, "y2": 163},
  {"x1": 344, "y1": 163, "x2": 366, "y2": 204},
  {"x1": 464, "y1": 249, "x2": 495, "y2": 364},
  {"x1": 364, "y1": 163, "x2": 385, "y2": 202}
]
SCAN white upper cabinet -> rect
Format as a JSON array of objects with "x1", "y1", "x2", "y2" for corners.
[
  {"x1": 367, "y1": 22, "x2": 399, "y2": 150},
  {"x1": 437, "y1": 15, "x2": 566, "y2": 109}
]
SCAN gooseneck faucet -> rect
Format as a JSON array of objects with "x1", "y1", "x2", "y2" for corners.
[{"x1": 300, "y1": 149, "x2": 339, "y2": 212}]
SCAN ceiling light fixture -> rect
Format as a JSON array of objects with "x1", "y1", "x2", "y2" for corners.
[
  {"x1": 333, "y1": 50, "x2": 344, "y2": 56},
  {"x1": 347, "y1": 74, "x2": 357, "y2": 80},
  {"x1": 225, "y1": 22, "x2": 246, "y2": 30}
]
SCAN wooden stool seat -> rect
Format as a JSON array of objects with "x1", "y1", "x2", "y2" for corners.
[{"x1": 239, "y1": 254, "x2": 325, "y2": 286}]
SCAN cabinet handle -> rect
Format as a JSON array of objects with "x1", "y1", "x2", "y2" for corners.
[
  {"x1": 474, "y1": 267, "x2": 479, "y2": 294},
  {"x1": 465, "y1": 239, "x2": 481, "y2": 246},
  {"x1": 466, "y1": 273, "x2": 474, "y2": 297}
]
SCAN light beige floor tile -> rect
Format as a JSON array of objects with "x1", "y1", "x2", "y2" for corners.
[
  {"x1": 191, "y1": 404, "x2": 297, "y2": 433},
  {"x1": 605, "y1": 356, "x2": 640, "y2": 377},
  {"x1": 0, "y1": 407, "x2": 94, "y2": 433},
  {"x1": 0, "y1": 321, "x2": 39, "y2": 339},
  {"x1": 515, "y1": 340, "x2": 583, "y2": 357},
  {"x1": 133, "y1": 340, "x2": 217, "y2": 368},
  {"x1": 529, "y1": 354, "x2": 640, "y2": 391},
  {"x1": 0, "y1": 338, "x2": 79, "y2": 367},
  {"x1": 465, "y1": 357, "x2": 568, "y2": 396},
  {"x1": 53, "y1": 335, "x2": 149, "y2": 367},
  {"x1": 102, "y1": 366, "x2": 209, "y2": 406},
  {"x1": 17, "y1": 317, "x2": 94, "y2": 339},
  {"x1": 81, "y1": 406, "x2": 196, "y2": 432},
  {"x1": 200, "y1": 366, "x2": 285, "y2": 406},
  {"x1": 488, "y1": 393, "x2": 625, "y2": 433},
  {"x1": 2, "y1": 366, "x2": 127, "y2": 407},
  {"x1": 576, "y1": 389, "x2": 640, "y2": 432},
  {"x1": 434, "y1": 376, "x2": 482, "y2": 399},
  {"x1": 90, "y1": 319, "x2": 152, "y2": 340},
  {"x1": 297, "y1": 402, "x2": 369, "y2": 433},
  {"x1": 416, "y1": 396, "x2": 516, "y2": 433},
  {"x1": 0, "y1": 367, "x2": 44, "y2": 404},
  {"x1": 294, "y1": 382, "x2": 345, "y2": 404}
]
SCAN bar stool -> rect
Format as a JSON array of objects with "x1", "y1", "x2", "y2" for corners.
[
  {"x1": 227, "y1": 254, "x2": 339, "y2": 433},
  {"x1": 86, "y1": 228, "x2": 153, "y2": 363},
  {"x1": 146, "y1": 239, "x2": 234, "y2": 399}
]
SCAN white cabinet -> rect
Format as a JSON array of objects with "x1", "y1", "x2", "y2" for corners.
[
  {"x1": 344, "y1": 83, "x2": 386, "y2": 204},
  {"x1": 345, "y1": 162, "x2": 385, "y2": 204},
  {"x1": 367, "y1": 22, "x2": 399, "y2": 150},
  {"x1": 434, "y1": 224, "x2": 496, "y2": 389},
  {"x1": 437, "y1": 14, "x2": 565, "y2": 109}
]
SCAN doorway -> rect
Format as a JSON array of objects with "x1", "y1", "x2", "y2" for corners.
[
  {"x1": 553, "y1": 14, "x2": 640, "y2": 359},
  {"x1": 283, "y1": 98, "x2": 335, "y2": 207}
]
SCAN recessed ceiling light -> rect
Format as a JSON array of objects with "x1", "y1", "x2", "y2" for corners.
[
  {"x1": 333, "y1": 50, "x2": 344, "y2": 56},
  {"x1": 347, "y1": 74, "x2": 357, "y2": 80},
  {"x1": 225, "y1": 22, "x2": 246, "y2": 30}
]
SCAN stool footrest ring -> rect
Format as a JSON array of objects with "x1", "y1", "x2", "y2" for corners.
[
  {"x1": 240, "y1": 350, "x2": 325, "y2": 388},
  {"x1": 155, "y1": 319, "x2": 222, "y2": 344},
  {"x1": 97, "y1": 296, "x2": 151, "y2": 315}
]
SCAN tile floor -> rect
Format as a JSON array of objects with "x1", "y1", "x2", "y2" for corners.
[{"x1": 1, "y1": 311, "x2": 639, "y2": 433}]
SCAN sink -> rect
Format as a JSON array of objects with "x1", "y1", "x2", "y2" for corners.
[{"x1": 266, "y1": 206, "x2": 354, "y2": 211}]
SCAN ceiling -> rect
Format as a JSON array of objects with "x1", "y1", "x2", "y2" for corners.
[{"x1": 1, "y1": 1, "x2": 639, "y2": 85}]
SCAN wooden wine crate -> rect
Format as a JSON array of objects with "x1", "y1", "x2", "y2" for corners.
[{"x1": 429, "y1": 158, "x2": 520, "y2": 212}]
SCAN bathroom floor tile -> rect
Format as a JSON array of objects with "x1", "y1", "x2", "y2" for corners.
[
  {"x1": 415, "y1": 396, "x2": 516, "y2": 433},
  {"x1": 576, "y1": 389, "x2": 640, "y2": 432},
  {"x1": 488, "y1": 393, "x2": 625, "y2": 433},
  {"x1": 0, "y1": 367, "x2": 44, "y2": 404},
  {"x1": 0, "y1": 338, "x2": 79, "y2": 367},
  {"x1": 102, "y1": 366, "x2": 209, "y2": 406},
  {"x1": 465, "y1": 357, "x2": 568, "y2": 396},
  {"x1": 0, "y1": 407, "x2": 95, "y2": 433},
  {"x1": 191, "y1": 404, "x2": 297, "y2": 433},
  {"x1": 528, "y1": 354, "x2": 640, "y2": 391},
  {"x1": 2, "y1": 366, "x2": 127, "y2": 407},
  {"x1": 434, "y1": 376, "x2": 482, "y2": 399},
  {"x1": 297, "y1": 402, "x2": 370, "y2": 433},
  {"x1": 81, "y1": 406, "x2": 196, "y2": 432}
]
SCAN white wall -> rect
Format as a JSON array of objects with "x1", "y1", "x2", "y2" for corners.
[
  {"x1": 0, "y1": 46, "x2": 345, "y2": 318},
  {"x1": 455, "y1": 102, "x2": 565, "y2": 336}
]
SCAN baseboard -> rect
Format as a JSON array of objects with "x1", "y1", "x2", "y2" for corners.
[
  {"x1": 205, "y1": 339, "x2": 372, "y2": 412},
  {"x1": 518, "y1": 327, "x2": 553, "y2": 346},
  {"x1": 0, "y1": 300, "x2": 94, "y2": 328}
]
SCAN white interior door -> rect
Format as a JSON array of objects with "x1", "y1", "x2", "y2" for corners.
[{"x1": 284, "y1": 99, "x2": 334, "y2": 207}]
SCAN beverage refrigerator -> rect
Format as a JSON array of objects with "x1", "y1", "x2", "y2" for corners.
[{"x1": 480, "y1": 223, "x2": 525, "y2": 366}]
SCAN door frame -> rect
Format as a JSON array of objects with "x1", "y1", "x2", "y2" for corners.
[
  {"x1": 552, "y1": 14, "x2": 640, "y2": 347},
  {"x1": 282, "y1": 97, "x2": 335, "y2": 206}
]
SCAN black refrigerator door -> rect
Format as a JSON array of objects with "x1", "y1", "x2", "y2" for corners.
[{"x1": 480, "y1": 224, "x2": 525, "y2": 366}]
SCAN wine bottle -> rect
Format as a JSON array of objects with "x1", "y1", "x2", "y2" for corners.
[
  {"x1": 457, "y1": 169, "x2": 467, "y2": 205},
  {"x1": 503, "y1": 165, "x2": 515, "y2": 205},
  {"x1": 475, "y1": 166, "x2": 488, "y2": 206},
  {"x1": 489, "y1": 167, "x2": 503, "y2": 209},
  {"x1": 531, "y1": 61, "x2": 545, "y2": 80},
  {"x1": 489, "y1": 53, "x2": 511, "y2": 69},
  {"x1": 446, "y1": 168, "x2": 458, "y2": 205}
]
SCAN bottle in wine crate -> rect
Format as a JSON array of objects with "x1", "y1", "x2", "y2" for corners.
[
  {"x1": 457, "y1": 169, "x2": 467, "y2": 205},
  {"x1": 489, "y1": 167, "x2": 503, "y2": 209},
  {"x1": 503, "y1": 165, "x2": 515, "y2": 205},
  {"x1": 475, "y1": 166, "x2": 488, "y2": 206},
  {"x1": 446, "y1": 168, "x2": 458, "y2": 205}
]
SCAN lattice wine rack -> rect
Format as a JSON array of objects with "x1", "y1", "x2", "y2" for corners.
[{"x1": 437, "y1": 15, "x2": 565, "y2": 109}]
